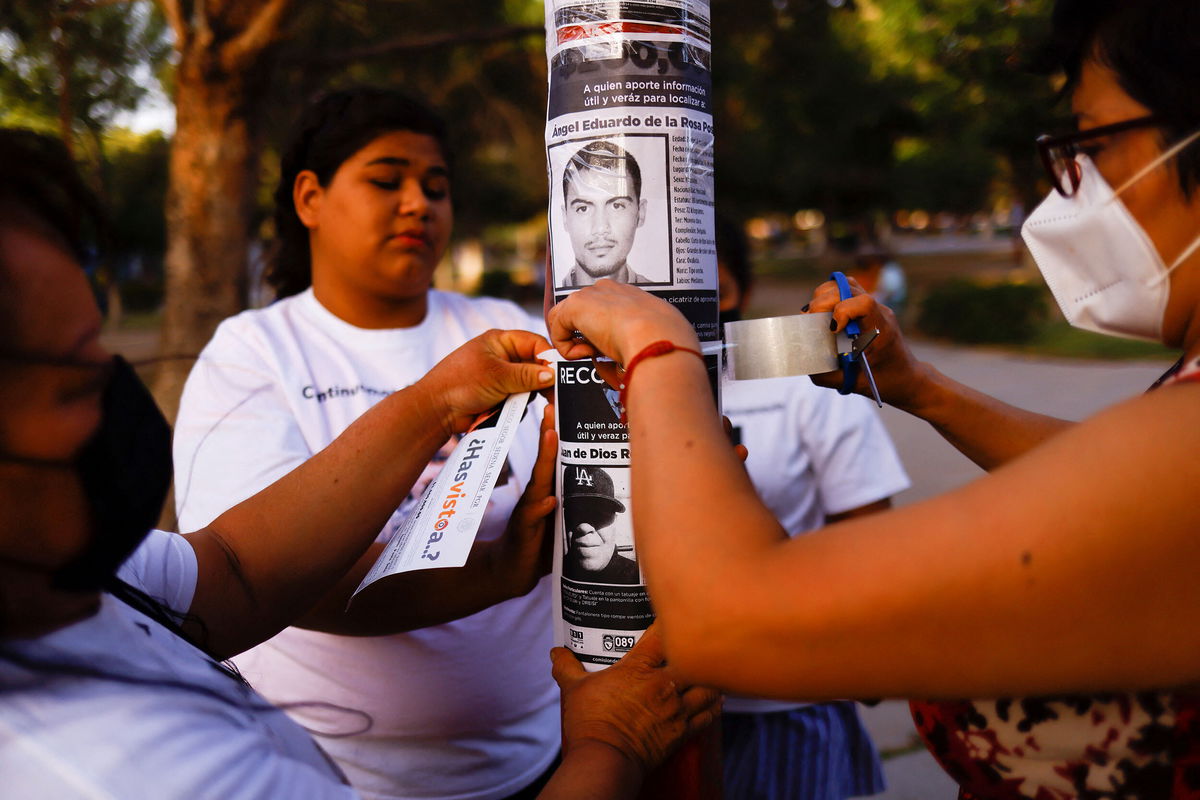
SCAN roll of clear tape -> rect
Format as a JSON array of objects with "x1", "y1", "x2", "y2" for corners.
[{"x1": 724, "y1": 312, "x2": 839, "y2": 380}]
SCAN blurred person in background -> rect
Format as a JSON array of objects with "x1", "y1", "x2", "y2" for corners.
[
  {"x1": 718, "y1": 219, "x2": 908, "y2": 800},
  {"x1": 849, "y1": 242, "x2": 907, "y2": 321}
]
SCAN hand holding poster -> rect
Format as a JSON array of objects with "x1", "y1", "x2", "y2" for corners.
[{"x1": 352, "y1": 392, "x2": 532, "y2": 598}]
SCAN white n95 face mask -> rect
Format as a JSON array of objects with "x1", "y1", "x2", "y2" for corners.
[{"x1": 1022, "y1": 147, "x2": 1200, "y2": 343}]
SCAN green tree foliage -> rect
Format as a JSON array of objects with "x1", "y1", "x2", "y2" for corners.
[
  {"x1": 712, "y1": 0, "x2": 921, "y2": 221},
  {"x1": 918, "y1": 278, "x2": 1047, "y2": 343},
  {"x1": 712, "y1": 0, "x2": 1064, "y2": 219},
  {"x1": 105, "y1": 128, "x2": 168, "y2": 265},
  {"x1": 0, "y1": 0, "x2": 169, "y2": 161},
  {"x1": 1, "y1": 0, "x2": 1071, "y2": 236},
  {"x1": 0, "y1": 0, "x2": 170, "y2": 278},
  {"x1": 252, "y1": 0, "x2": 548, "y2": 236},
  {"x1": 852, "y1": 0, "x2": 1064, "y2": 211}
]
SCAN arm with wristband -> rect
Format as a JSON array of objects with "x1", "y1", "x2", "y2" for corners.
[{"x1": 548, "y1": 279, "x2": 1200, "y2": 702}]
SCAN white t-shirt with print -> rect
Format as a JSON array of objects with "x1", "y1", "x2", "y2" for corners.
[
  {"x1": 721, "y1": 376, "x2": 910, "y2": 714},
  {"x1": 0, "y1": 530, "x2": 358, "y2": 800},
  {"x1": 173, "y1": 289, "x2": 558, "y2": 800}
]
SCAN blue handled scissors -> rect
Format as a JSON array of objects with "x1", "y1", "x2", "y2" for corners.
[{"x1": 830, "y1": 271, "x2": 883, "y2": 408}]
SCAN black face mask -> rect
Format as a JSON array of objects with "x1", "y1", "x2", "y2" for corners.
[
  {"x1": 52, "y1": 355, "x2": 173, "y2": 591},
  {"x1": 0, "y1": 354, "x2": 172, "y2": 591}
]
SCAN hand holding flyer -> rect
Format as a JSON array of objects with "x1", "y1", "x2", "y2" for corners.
[{"x1": 353, "y1": 391, "x2": 532, "y2": 598}]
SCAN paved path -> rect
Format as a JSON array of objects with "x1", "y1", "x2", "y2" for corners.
[
  {"x1": 882, "y1": 342, "x2": 1171, "y2": 506},
  {"x1": 100, "y1": 326, "x2": 160, "y2": 363},
  {"x1": 855, "y1": 344, "x2": 1172, "y2": 799}
]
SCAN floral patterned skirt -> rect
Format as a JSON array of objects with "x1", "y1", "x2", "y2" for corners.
[{"x1": 910, "y1": 692, "x2": 1200, "y2": 800}]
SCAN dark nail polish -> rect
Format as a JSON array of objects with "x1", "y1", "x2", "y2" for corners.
[
  {"x1": 801, "y1": 304, "x2": 810, "y2": 313},
  {"x1": 829, "y1": 319, "x2": 838, "y2": 332}
]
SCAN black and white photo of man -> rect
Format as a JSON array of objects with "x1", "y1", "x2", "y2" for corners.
[
  {"x1": 559, "y1": 139, "x2": 651, "y2": 287},
  {"x1": 562, "y1": 465, "x2": 639, "y2": 584}
]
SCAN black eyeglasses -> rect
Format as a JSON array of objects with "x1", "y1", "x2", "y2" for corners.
[{"x1": 1037, "y1": 114, "x2": 1162, "y2": 197}]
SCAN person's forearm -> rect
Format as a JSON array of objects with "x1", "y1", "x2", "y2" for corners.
[
  {"x1": 549, "y1": 286, "x2": 1200, "y2": 699},
  {"x1": 899, "y1": 361, "x2": 1073, "y2": 470},
  {"x1": 623, "y1": 353, "x2": 787, "y2": 667},
  {"x1": 808, "y1": 280, "x2": 1071, "y2": 469},
  {"x1": 294, "y1": 541, "x2": 523, "y2": 635},
  {"x1": 633, "y1": 368, "x2": 1200, "y2": 700},
  {"x1": 186, "y1": 382, "x2": 453, "y2": 658},
  {"x1": 537, "y1": 743, "x2": 644, "y2": 800}
]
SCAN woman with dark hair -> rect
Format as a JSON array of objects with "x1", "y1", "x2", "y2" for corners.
[
  {"x1": 171, "y1": 88, "x2": 564, "y2": 800},
  {"x1": 0, "y1": 128, "x2": 719, "y2": 798},
  {"x1": 545, "y1": 1, "x2": 1200, "y2": 798}
]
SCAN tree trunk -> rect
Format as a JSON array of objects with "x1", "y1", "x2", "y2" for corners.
[{"x1": 154, "y1": 62, "x2": 258, "y2": 422}]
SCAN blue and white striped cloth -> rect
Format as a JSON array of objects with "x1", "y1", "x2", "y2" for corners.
[{"x1": 721, "y1": 701, "x2": 886, "y2": 800}]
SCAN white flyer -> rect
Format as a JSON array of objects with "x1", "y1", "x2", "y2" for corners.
[{"x1": 352, "y1": 391, "x2": 532, "y2": 598}]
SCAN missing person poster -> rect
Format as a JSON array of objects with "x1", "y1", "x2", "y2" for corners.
[
  {"x1": 544, "y1": 0, "x2": 717, "y2": 668},
  {"x1": 553, "y1": 361, "x2": 649, "y2": 667}
]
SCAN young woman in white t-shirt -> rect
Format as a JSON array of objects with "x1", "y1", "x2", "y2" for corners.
[
  {"x1": 0, "y1": 130, "x2": 718, "y2": 800},
  {"x1": 172, "y1": 89, "x2": 566, "y2": 800}
]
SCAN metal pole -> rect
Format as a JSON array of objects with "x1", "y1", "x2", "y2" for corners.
[{"x1": 542, "y1": 3, "x2": 722, "y2": 796}]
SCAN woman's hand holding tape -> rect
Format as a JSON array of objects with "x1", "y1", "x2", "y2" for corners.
[{"x1": 806, "y1": 275, "x2": 930, "y2": 413}]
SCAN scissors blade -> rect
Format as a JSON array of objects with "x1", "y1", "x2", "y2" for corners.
[
  {"x1": 852, "y1": 328, "x2": 880, "y2": 355},
  {"x1": 859, "y1": 352, "x2": 883, "y2": 408}
]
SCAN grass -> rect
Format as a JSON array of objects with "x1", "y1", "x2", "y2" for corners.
[
  {"x1": 118, "y1": 309, "x2": 164, "y2": 330},
  {"x1": 752, "y1": 245, "x2": 1178, "y2": 362},
  {"x1": 1020, "y1": 322, "x2": 1177, "y2": 361}
]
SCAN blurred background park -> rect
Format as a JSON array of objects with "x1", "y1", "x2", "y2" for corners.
[{"x1": 0, "y1": 0, "x2": 1177, "y2": 417}]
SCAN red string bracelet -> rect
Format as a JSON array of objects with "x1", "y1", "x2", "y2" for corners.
[{"x1": 616, "y1": 340, "x2": 705, "y2": 424}]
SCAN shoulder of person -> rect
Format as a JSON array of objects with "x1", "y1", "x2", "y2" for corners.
[
  {"x1": 615, "y1": 553, "x2": 640, "y2": 580},
  {"x1": 790, "y1": 377, "x2": 881, "y2": 424},
  {"x1": 198, "y1": 292, "x2": 307, "y2": 360},
  {"x1": 116, "y1": 530, "x2": 198, "y2": 614},
  {"x1": 434, "y1": 290, "x2": 544, "y2": 334},
  {"x1": 722, "y1": 376, "x2": 812, "y2": 415},
  {"x1": 218, "y1": 291, "x2": 304, "y2": 333},
  {"x1": 182, "y1": 318, "x2": 277, "y2": 396}
]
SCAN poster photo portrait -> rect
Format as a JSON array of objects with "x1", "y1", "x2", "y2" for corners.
[
  {"x1": 549, "y1": 135, "x2": 671, "y2": 289},
  {"x1": 561, "y1": 464, "x2": 640, "y2": 585}
]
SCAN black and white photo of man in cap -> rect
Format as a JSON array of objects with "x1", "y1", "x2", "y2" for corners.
[
  {"x1": 562, "y1": 465, "x2": 640, "y2": 585},
  {"x1": 558, "y1": 139, "x2": 652, "y2": 288}
]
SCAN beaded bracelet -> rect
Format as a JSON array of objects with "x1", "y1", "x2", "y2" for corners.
[{"x1": 616, "y1": 340, "x2": 705, "y2": 424}]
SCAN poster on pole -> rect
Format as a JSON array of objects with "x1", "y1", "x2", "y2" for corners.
[{"x1": 544, "y1": 0, "x2": 718, "y2": 669}]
